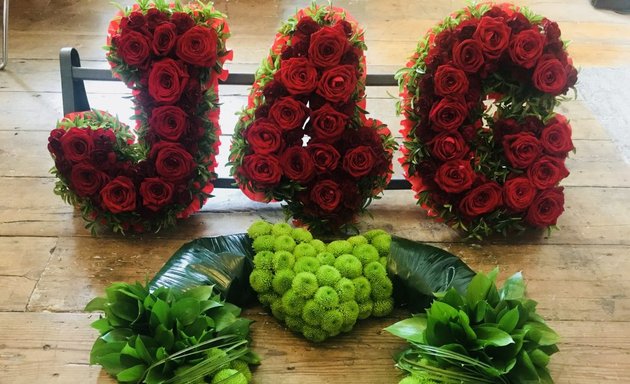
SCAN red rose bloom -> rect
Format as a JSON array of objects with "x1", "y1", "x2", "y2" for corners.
[
  {"x1": 140, "y1": 177, "x2": 174, "y2": 211},
  {"x1": 316, "y1": 65, "x2": 358, "y2": 103},
  {"x1": 277, "y1": 58, "x2": 318, "y2": 95},
  {"x1": 527, "y1": 156, "x2": 569, "y2": 189},
  {"x1": 308, "y1": 25, "x2": 349, "y2": 68},
  {"x1": 310, "y1": 179, "x2": 342, "y2": 213},
  {"x1": 429, "y1": 98, "x2": 468, "y2": 131},
  {"x1": 541, "y1": 117, "x2": 574, "y2": 156},
  {"x1": 343, "y1": 145, "x2": 376, "y2": 178},
  {"x1": 296, "y1": 16, "x2": 321, "y2": 36},
  {"x1": 151, "y1": 142, "x2": 195, "y2": 182},
  {"x1": 70, "y1": 162, "x2": 110, "y2": 197},
  {"x1": 60, "y1": 127, "x2": 94, "y2": 163},
  {"x1": 268, "y1": 97, "x2": 309, "y2": 131},
  {"x1": 525, "y1": 187, "x2": 565, "y2": 227},
  {"x1": 122, "y1": 11, "x2": 146, "y2": 31},
  {"x1": 503, "y1": 177, "x2": 536, "y2": 212},
  {"x1": 532, "y1": 55, "x2": 568, "y2": 95},
  {"x1": 100, "y1": 176, "x2": 137, "y2": 213},
  {"x1": 149, "y1": 106, "x2": 189, "y2": 141},
  {"x1": 308, "y1": 143, "x2": 341, "y2": 173},
  {"x1": 242, "y1": 154, "x2": 282, "y2": 186},
  {"x1": 171, "y1": 12, "x2": 195, "y2": 34},
  {"x1": 452, "y1": 39, "x2": 485, "y2": 73},
  {"x1": 152, "y1": 22, "x2": 178, "y2": 56},
  {"x1": 509, "y1": 28, "x2": 545, "y2": 69},
  {"x1": 434, "y1": 65, "x2": 469, "y2": 96},
  {"x1": 429, "y1": 132, "x2": 469, "y2": 161},
  {"x1": 458, "y1": 182, "x2": 503, "y2": 217},
  {"x1": 148, "y1": 58, "x2": 189, "y2": 104},
  {"x1": 48, "y1": 128, "x2": 67, "y2": 159},
  {"x1": 503, "y1": 132, "x2": 542, "y2": 169},
  {"x1": 281, "y1": 146, "x2": 315, "y2": 183},
  {"x1": 175, "y1": 25, "x2": 218, "y2": 67},
  {"x1": 310, "y1": 103, "x2": 349, "y2": 141},
  {"x1": 245, "y1": 119, "x2": 283, "y2": 154},
  {"x1": 434, "y1": 159, "x2": 475, "y2": 193},
  {"x1": 117, "y1": 30, "x2": 151, "y2": 68},
  {"x1": 473, "y1": 16, "x2": 511, "y2": 59}
]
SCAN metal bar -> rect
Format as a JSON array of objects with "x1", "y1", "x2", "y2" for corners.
[
  {"x1": 0, "y1": 0, "x2": 8, "y2": 70},
  {"x1": 60, "y1": 47, "x2": 91, "y2": 115}
]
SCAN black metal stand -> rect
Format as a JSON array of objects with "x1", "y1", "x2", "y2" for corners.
[{"x1": 59, "y1": 47, "x2": 412, "y2": 190}]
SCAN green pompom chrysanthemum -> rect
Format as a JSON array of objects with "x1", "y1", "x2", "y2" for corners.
[
  {"x1": 294, "y1": 243, "x2": 317, "y2": 259},
  {"x1": 353, "y1": 276, "x2": 372, "y2": 302},
  {"x1": 253, "y1": 250, "x2": 274, "y2": 270},
  {"x1": 363, "y1": 229, "x2": 388, "y2": 241},
  {"x1": 327, "y1": 240, "x2": 353, "y2": 256},
  {"x1": 272, "y1": 250, "x2": 295, "y2": 271},
  {"x1": 363, "y1": 261, "x2": 387, "y2": 281},
  {"x1": 315, "y1": 265, "x2": 341, "y2": 287},
  {"x1": 272, "y1": 222, "x2": 293, "y2": 236},
  {"x1": 314, "y1": 286, "x2": 340, "y2": 309},
  {"x1": 302, "y1": 299, "x2": 325, "y2": 325},
  {"x1": 247, "y1": 220, "x2": 272, "y2": 239},
  {"x1": 352, "y1": 243, "x2": 380, "y2": 265},
  {"x1": 370, "y1": 275, "x2": 393, "y2": 301},
  {"x1": 347, "y1": 235, "x2": 368, "y2": 246},
  {"x1": 249, "y1": 269, "x2": 273, "y2": 293},
  {"x1": 211, "y1": 368, "x2": 247, "y2": 384},
  {"x1": 334, "y1": 254, "x2": 363, "y2": 279},
  {"x1": 357, "y1": 300, "x2": 373, "y2": 319},
  {"x1": 274, "y1": 234, "x2": 296, "y2": 252},
  {"x1": 335, "y1": 277, "x2": 356, "y2": 302},
  {"x1": 292, "y1": 272, "x2": 319, "y2": 298},
  {"x1": 291, "y1": 227, "x2": 313, "y2": 243},
  {"x1": 293, "y1": 256, "x2": 320, "y2": 274},
  {"x1": 272, "y1": 269, "x2": 295, "y2": 295},
  {"x1": 230, "y1": 360, "x2": 253, "y2": 382},
  {"x1": 281, "y1": 289, "x2": 307, "y2": 317},
  {"x1": 321, "y1": 309, "x2": 344, "y2": 334},
  {"x1": 372, "y1": 298, "x2": 394, "y2": 317},
  {"x1": 316, "y1": 252, "x2": 336, "y2": 266},
  {"x1": 302, "y1": 325, "x2": 327, "y2": 342},
  {"x1": 371, "y1": 233, "x2": 392, "y2": 256},
  {"x1": 252, "y1": 234, "x2": 275, "y2": 252},
  {"x1": 310, "y1": 239, "x2": 327, "y2": 253}
]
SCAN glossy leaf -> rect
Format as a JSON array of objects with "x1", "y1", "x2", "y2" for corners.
[
  {"x1": 384, "y1": 316, "x2": 427, "y2": 343},
  {"x1": 500, "y1": 272, "x2": 526, "y2": 300},
  {"x1": 116, "y1": 364, "x2": 146, "y2": 383},
  {"x1": 475, "y1": 325, "x2": 514, "y2": 347}
]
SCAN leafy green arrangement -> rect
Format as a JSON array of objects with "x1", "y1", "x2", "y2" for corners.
[
  {"x1": 247, "y1": 220, "x2": 395, "y2": 342},
  {"x1": 385, "y1": 269, "x2": 559, "y2": 384},
  {"x1": 85, "y1": 282, "x2": 259, "y2": 383}
]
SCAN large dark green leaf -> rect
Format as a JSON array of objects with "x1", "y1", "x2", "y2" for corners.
[
  {"x1": 387, "y1": 236, "x2": 476, "y2": 311},
  {"x1": 149, "y1": 233, "x2": 255, "y2": 306}
]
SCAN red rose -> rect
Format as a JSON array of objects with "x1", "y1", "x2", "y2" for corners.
[
  {"x1": 527, "y1": 156, "x2": 569, "y2": 189},
  {"x1": 452, "y1": 39, "x2": 485, "y2": 73},
  {"x1": 245, "y1": 119, "x2": 283, "y2": 154},
  {"x1": 308, "y1": 143, "x2": 341, "y2": 173},
  {"x1": 277, "y1": 58, "x2": 318, "y2": 95},
  {"x1": 151, "y1": 142, "x2": 195, "y2": 182},
  {"x1": 429, "y1": 98, "x2": 468, "y2": 131},
  {"x1": 281, "y1": 146, "x2": 315, "y2": 183},
  {"x1": 541, "y1": 116, "x2": 574, "y2": 156},
  {"x1": 148, "y1": 58, "x2": 189, "y2": 104},
  {"x1": 434, "y1": 159, "x2": 475, "y2": 193},
  {"x1": 100, "y1": 176, "x2": 137, "y2": 213},
  {"x1": 458, "y1": 182, "x2": 503, "y2": 217},
  {"x1": 60, "y1": 127, "x2": 94, "y2": 163},
  {"x1": 171, "y1": 12, "x2": 195, "y2": 34},
  {"x1": 308, "y1": 25, "x2": 349, "y2": 68},
  {"x1": 310, "y1": 179, "x2": 342, "y2": 212},
  {"x1": 296, "y1": 16, "x2": 321, "y2": 36},
  {"x1": 242, "y1": 154, "x2": 282, "y2": 186},
  {"x1": 343, "y1": 145, "x2": 376, "y2": 178},
  {"x1": 503, "y1": 177, "x2": 536, "y2": 212},
  {"x1": 434, "y1": 65, "x2": 469, "y2": 96},
  {"x1": 175, "y1": 25, "x2": 218, "y2": 67},
  {"x1": 316, "y1": 65, "x2": 358, "y2": 103},
  {"x1": 152, "y1": 22, "x2": 178, "y2": 56},
  {"x1": 503, "y1": 132, "x2": 542, "y2": 169},
  {"x1": 140, "y1": 177, "x2": 174, "y2": 211},
  {"x1": 149, "y1": 106, "x2": 189, "y2": 141},
  {"x1": 69, "y1": 162, "x2": 110, "y2": 197},
  {"x1": 117, "y1": 30, "x2": 151, "y2": 68},
  {"x1": 509, "y1": 28, "x2": 545, "y2": 69},
  {"x1": 146, "y1": 8, "x2": 168, "y2": 31},
  {"x1": 269, "y1": 97, "x2": 309, "y2": 131},
  {"x1": 310, "y1": 103, "x2": 349, "y2": 141},
  {"x1": 473, "y1": 16, "x2": 511, "y2": 59},
  {"x1": 121, "y1": 11, "x2": 146, "y2": 31},
  {"x1": 429, "y1": 132, "x2": 469, "y2": 161},
  {"x1": 525, "y1": 187, "x2": 565, "y2": 227},
  {"x1": 532, "y1": 55, "x2": 567, "y2": 95},
  {"x1": 48, "y1": 128, "x2": 67, "y2": 159}
]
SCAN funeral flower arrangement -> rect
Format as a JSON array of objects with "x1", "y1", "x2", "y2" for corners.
[
  {"x1": 47, "y1": 0, "x2": 231, "y2": 233},
  {"x1": 398, "y1": 3, "x2": 577, "y2": 239},
  {"x1": 229, "y1": 3, "x2": 396, "y2": 233}
]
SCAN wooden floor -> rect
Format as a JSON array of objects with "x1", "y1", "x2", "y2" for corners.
[{"x1": 1, "y1": 0, "x2": 630, "y2": 383}]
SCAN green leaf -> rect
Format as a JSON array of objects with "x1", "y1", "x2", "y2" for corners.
[
  {"x1": 172, "y1": 297, "x2": 201, "y2": 326},
  {"x1": 154, "y1": 324, "x2": 175, "y2": 351},
  {"x1": 500, "y1": 272, "x2": 526, "y2": 300},
  {"x1": 90, "y1": 339, "x2": 125, "y2": 364},
  {"x1": 466, "y1": 272, "x2": 494, "y2": 305},
  {"x1": 150, "y1": 299, "x2": 171, "y2": 329},
  {"x1": 183, "y1": 285, "x2": 215, "y2": 302},
  {"x1": 90, "y1": 318, "x2": 112, "y2": 334},
  {"x1": 96, "y1": 353, "x2": 125, "y2": 375},
  {"x1": 523, "y1": 322, "x2": 560, "y2": 346},
  {"x1": 498, "y1": 307, "x2": 520, "y2": 333},
  {"x1": 116, "y1": 364, "x2": 147, "y2": 383},
  {"x1": 474, "y1": 325, "x2": 514, "y2": 347},
  {"x1": 384, "y1": 316, "x2": 427, "y2": 343},
  {"x1": 218, "y1": 318, "x2": 254, "y2": 339},
  {"x1": 85, "y1": 297, "x2": 108, "y2": 312},
  {"x1": 134, "y1": 336, "x2": 153, "y2": 364},
  {"x1": 530, "y1": 349, "x2": 551, "y2": 367},
  {"x1": 101, "y1": 328, "x2": 134, "y2": 343}
]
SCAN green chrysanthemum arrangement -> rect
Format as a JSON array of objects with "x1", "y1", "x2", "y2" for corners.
[{"x1": 247, "y1": 220, "x2": 395, "y2": 342}]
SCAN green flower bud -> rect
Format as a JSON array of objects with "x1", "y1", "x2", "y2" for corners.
[
  {"x1": 341, "y1": 323, "x2": 355, "y2": 333},
  {"x1": 211, "y1": 368, "x2": 247, "y2": 384},
  {"x1": 291, "y1": 227, "x2": 313, "y2": 243},
  {"x1": 310, "y1": 239, "x2": 327, "y2": 253},
  {"x1": 230, "y1": 360, "x2": 252, "y2": 382},
  {"x1": 339, "y1": 300, "x2": 359, "y2": 325},
  {"x1": 273, "y1": 250, "x2": 295, "y2": 271},
  {"x1": 314, "y1": 286, "x2": 340, "y2": 309},
  {"x1": 357, "y1": 300, "x2": 373, "y2": 319},
  {"x1": 272, "y1": 269, "x2": 296, "y2": 295},
  {"x1": 370, "y1": 275, "x2": 393, "y2": 301},
  {"x1": 252, "y1": 234, "x2": 275, "y2": 252},
  {"x1": 294, "y1": 256, "x2": 320, "y2": 274},
  {"x1": 302, "y1": 299, "x2": 325, "y2": 325},
  {"x1": 206, "y1": 348, "x2": 230, "y2": 370},
  {"x1": 353, "y1": 276, "x2": 372, "y2": 302},
  {"x1": 363, "y1": 229, "x2": 388, "y2": 241},
  {"x1": 327, "y1": 240, "x2": 353, "y2": 256},
  {"x1": 247, "y1": 220, "x2": 272, "y2": 239},
  {"x1": 271, "y1": 297, "x2": 286, "y2": 321},
  {"x1": 363, "y1": 261, "x2": 387, "y2": 281},
  {"x1": 371, "y1": 233, "x2": 392, "y2": 256},
  {"x1": 316, "y1": 252, "x2": 336, "y2": 266},
  {"x1": 272, "y1": 222, "x2": 293, "y2": 236},
  {"x1": 249, "y1": 269, "x2": 273, "y2": 293},
  {"x1": 274, "y1": 234, "x2": 296, "y2": 252},
  {"x1": 334, "y1": 254, "x2": 363, "y2": 279},
  {"x1": 321, "y1": 309, "x2": 344, "y2": 334},
  {"x1": 291, "y1": 272, "x2": 318, "y2": 298},
  {"x1": 294, "y1": 243, "x2": 317, "y2": 259},
  {"x1": 347, "y1": 235, "x2": 368, "y2": 246},
  {"x1": 379, "y1": 256, "x2": 388, "y2": 268},
  {"x1": 253, "y1": 250, "x2": 274, "y2": 270},
  {"x1": 316, "y1": 265, "x2": 342, "y2": 287},
  {"x1": 257, "y1": 292, "x2": 280, "y2": 307},
  {"x1": 352, "y1": 243, "x2": 379, "y2": 265},
  {"x1": 372, "y1": 298, "x2": 394, "y2": 317},
  {"x1": 335, "y1": 277, "x2": 356, "y2": 302},
  {"x1": 302, "y1": 325, "x2": 327, "y2": 342},
  {"x1": 281, "y1": 289, "x2": 306, "y2": 317},
  {"x1": 284, "y1": 315, "x2": 306, "y2": 333}
]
